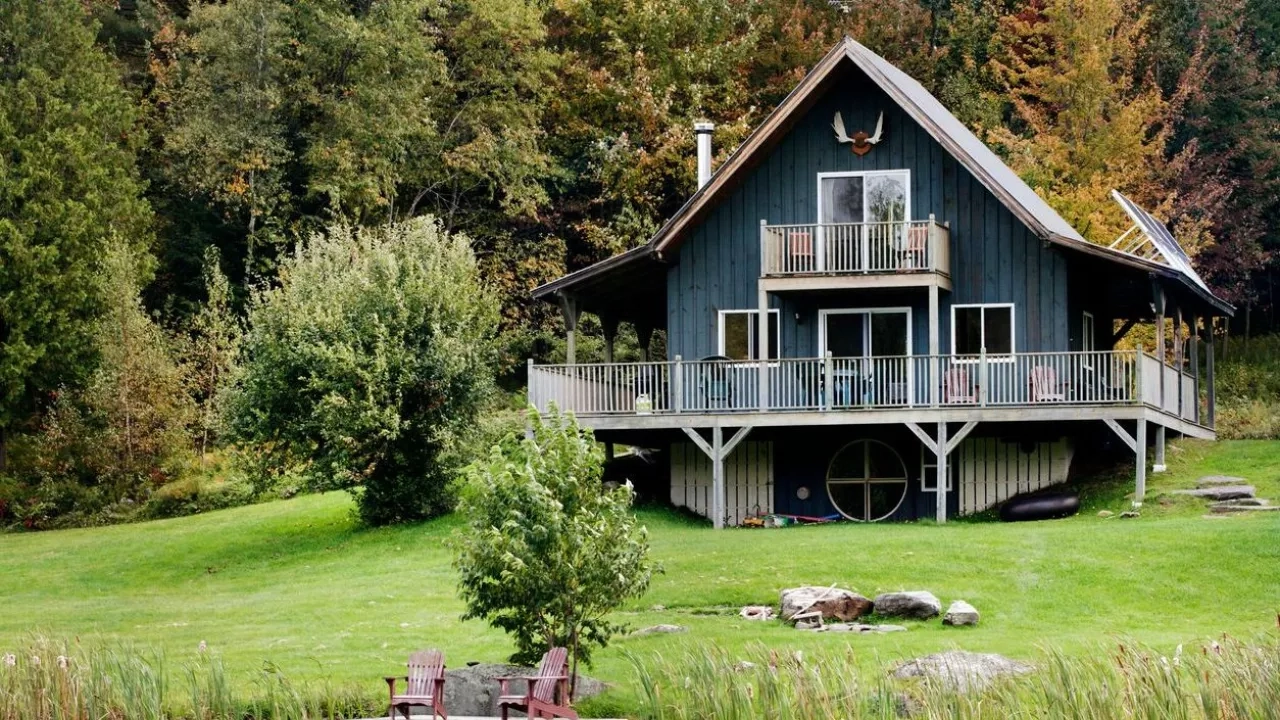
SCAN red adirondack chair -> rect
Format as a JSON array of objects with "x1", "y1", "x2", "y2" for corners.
[
  {"x1": 496, "y1": 646, "x2": 578, "y2": 720},
  {"x1": 1030, "y1": 365, "x2": 1067, "y2": 402},
  {"x1": 385, "y1": 649, "x2": 447, "y2": 720},
  {"x1": 943, "y1": 367, "x2": 976, "y2": 404}
]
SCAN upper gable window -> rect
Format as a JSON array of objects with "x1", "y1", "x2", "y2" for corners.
[{"x1": 818, "y1": 170, "x2": 909, "y2": 224}]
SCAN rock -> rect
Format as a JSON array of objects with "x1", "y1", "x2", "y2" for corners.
[
  {"x1": 803, "y1": 623, "x2": 906, "y2": 634},
  {"x1": 1172, "y1": 485, "x2": 1256, "y2": 501},
  {"x1": 649, "y1": 604, "x2": 666, "y2": 611},
  {"x1": 1210, "y1": 502, "x2": 1280, "y2": 514},
  {"x1": 1119, "y1": 511, "x2": 1140, "y2": 519},
  {"x1": 1210, "y1": 498, "x2": 1269, "y2": 507},
  {"x1": 943, "y1": 600, "x2": 980, "y2": 626},
  {"x1": 632, "y1": 624, "x2": 686, "y2": 636},
  {"x1": 1197, "y1": 475, "x2": 1248, "y2": 487},
  {"x1": 443, "y1": 664, "x2": 605, "y2": 716},
  {"x1": 779, "y1": 586, "x2": 874, "y2": 622},
  {"x1": 872, "y1": 591, "x2": 941, "y2": 620},
  {"x1": 1097, "y1": 510, "x2": 1114, "y2": 518},
  {"x1": 739, "y1": 605, "x2": 775, "y2": 621},
  {"x1": 893, "y1": 651, "x2": 1033, "y2": 692}
]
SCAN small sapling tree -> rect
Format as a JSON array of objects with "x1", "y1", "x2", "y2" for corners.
[{"x1": 452, "y1": 408, "x2": 655, "y2": 687}]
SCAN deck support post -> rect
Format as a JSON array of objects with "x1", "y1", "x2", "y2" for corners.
[
  {"x1": 1190, "y1": 315, "x2": 1200, "y2": 424},
  {"x1": 1153, "y1": 424, "x2": 1166, "y2": 472},
  {"x1": 757, "y1": 283, "x2": 770, "y2": 411},
  {"x1": 928, "y1": 283, "x2": 940, "y2": 406},
  {"x1": 682, "y1": 425, "x2": 753, "y2": 529},
  {"x1": 558, "y1": 293, "x2": 580, "y2": 365},
  {"x1": 935, "y1": 421, "x2": 949, "y2": 523},
  {"x1": 1154, "y1": 284, "x2": 1166, "y2": 409},
  {"x1": 1206, "y1": 319, "x2": 1216, "y2": 429},
  {"x1": 1135, "y1": 419, "x2": 1147, "y2": 507},
  {"x1": 1174, "y1": 306, "x2": 1183, "y2": 417}
]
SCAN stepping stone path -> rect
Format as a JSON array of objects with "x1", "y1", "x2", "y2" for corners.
[
  {"x1": 632, "y1": 624, "x2": 687, "y2": 635},
  {"x1": 800, "y1": 622, "x2": 907, "y2": 634},
  {"x1": 1175, "y1": 475, "x2": 1276, "y2": 513}
]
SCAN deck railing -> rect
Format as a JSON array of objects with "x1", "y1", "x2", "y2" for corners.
[
  {"x1": 760, "y1": 218, "x2": 950, "y2": 276},
  {"x1": 526, "y1": 350, "x2": 1198, "y2": 417}
]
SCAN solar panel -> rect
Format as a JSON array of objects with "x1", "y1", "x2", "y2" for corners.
[{"x1": 1110, "y1": 190, "x2": 1210, "y2": 292}]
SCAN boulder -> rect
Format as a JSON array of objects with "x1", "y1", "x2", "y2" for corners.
[
  {"x1": 632, "y1": 624, "x2": 686, "y2": 636},
  {"x1": 779, "y1": 586, "x2": 874, "y2": 622},
  {"x1": 443, "y1": 664, "x2": 605, "y2": 716},
  {"x1": 1172, "y1": 486, "x2": 1255, "y2": 501},
  {"x1": 1197, "y1": 475, "x2": 1248, "y2": 487},
  {"x1": 893, "y1": 651, "x2": 1033, "y2": 692},
  {"x1": 943, "y1": 600, "x2": 980, "y2": 626},
  {"x1": 1097, "y1": 510, "x2": 1114, "y2": 518},
  {"x1": 872, "y1": 591, "x2": 941, "y2": 620}
]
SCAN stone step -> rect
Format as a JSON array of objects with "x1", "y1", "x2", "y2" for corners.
[
  {"x1": 1172, "y1": 485, "x2": 1256, "y2": 501},
  {"x1": 1209, "y1": 503, "x2": 1280, "y2": 514},
  {"x1": 1210, "y1": 498, "x2": 1270, "y2": 508},
  {"x1": 1197, "y1": 475, "x2": 1249, "y2": 488}
]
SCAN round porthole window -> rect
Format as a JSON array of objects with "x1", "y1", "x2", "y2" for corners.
[{"x1": 826, "y1": 439, "x2": 909, "y2": 522}]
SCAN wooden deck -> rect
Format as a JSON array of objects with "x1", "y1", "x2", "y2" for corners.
[{"x1": 528, "y1": 350, "x2": 1205, "y2": 434}]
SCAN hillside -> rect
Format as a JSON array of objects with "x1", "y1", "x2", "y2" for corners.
[{"x1": 1, "y1": 439, "x2": 1278, "y2": 711}]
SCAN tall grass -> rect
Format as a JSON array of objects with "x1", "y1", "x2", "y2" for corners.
[
  {"x1": 631, "y1": 638, "x2": 1280, "y2": 719},
  {"x1": 1214, "y1": 333, "x2": 1280, "y2": 439},
  {"x1": 0, "y1": 637, "x2": 377, "y2": 720}
]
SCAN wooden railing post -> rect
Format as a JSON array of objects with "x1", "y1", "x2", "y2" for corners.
[
  {"x1": 527, "y1": 358, "x2": 537, "y2": 411},
  {"x1": 673, "y1": 355, "x2": 684, "y2": 413},
  {"x1": 979, "y1": 347, "x2": 988, "y2": 406},
  {"x1": 759, "y1": 219, "x2": 769, "y2": 276},
  {"x1": 822, "y1": 351, "x2": 833, "y2": 411},
  {"x1": 927, "y1": 213, "x2": 936, "y2": 271}
]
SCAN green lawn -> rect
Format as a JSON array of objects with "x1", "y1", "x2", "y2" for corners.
[{"x1": 1, "y1": 439, "x2": 1279, "y2": 712}]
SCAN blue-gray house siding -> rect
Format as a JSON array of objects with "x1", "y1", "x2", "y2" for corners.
[{"x1": 666, "y1": 69, "x2": 1070, "y2": 361}]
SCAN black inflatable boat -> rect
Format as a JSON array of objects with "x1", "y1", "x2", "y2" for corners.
[{"x1": 999, "y1": 491, "x2": 1080, "y2": 522}]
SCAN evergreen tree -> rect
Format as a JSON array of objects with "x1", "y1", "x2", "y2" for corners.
[{"x1": 0, "y1": 0, "x2": 153, "y2": 469}]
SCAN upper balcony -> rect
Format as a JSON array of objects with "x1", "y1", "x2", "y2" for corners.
[{"x1": 760, "y1": 217, "x2": 951, "y2": 291}]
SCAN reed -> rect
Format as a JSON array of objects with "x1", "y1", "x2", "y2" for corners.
[
  {"x1": 631, "y1": 637, "x2": 1280, "y2": 720},
  {"x1": 0, "y1": 636, "x2": 378, "y2": 720}
]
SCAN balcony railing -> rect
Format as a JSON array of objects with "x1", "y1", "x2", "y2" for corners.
[
  {"x1": 526, "y1": 350, "x2": 1200, "y2": 418},
  {"x1": 760, "y1": 217, "x2": 950, "y2": 277}
]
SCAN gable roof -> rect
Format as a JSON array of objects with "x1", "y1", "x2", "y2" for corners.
[{"x1": 535, "y1": 36, "x2": 1231, "y2": 315}]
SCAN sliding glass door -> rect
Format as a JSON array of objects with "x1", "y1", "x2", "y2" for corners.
[{"x1": 820, "y1": 309, "x2": 912, "y2": 406}]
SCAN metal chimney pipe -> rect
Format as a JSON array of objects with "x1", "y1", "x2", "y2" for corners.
[{"x1": 695, "y1": 121, "x2": 714, "y2": 189}]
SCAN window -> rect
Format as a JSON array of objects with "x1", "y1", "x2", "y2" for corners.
[
  {"x1": 920, "y1": 445, "x2": 953, "y2": 492},
  {"x1": 952, "y1": 304, "x2": 1014, "y2": 358},
  {"x1": 818, "y1": 170, "x2": 909, "y2": 224},
  {"x1": 826, "y1": 439, "x2": 909, "y2": 522},
  {"x1": 718, "y1": 310, "x2": 779, "y2": 361},
  {"x1": 1082, "y1": 312, "x2": 1096, "y2": 353}
]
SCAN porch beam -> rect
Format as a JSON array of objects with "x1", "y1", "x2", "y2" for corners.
[
  {"x1": 905, "y1": 421, "x2": 938, "y2": 455},
  {"x1": 680, "y1": 427, "x2": 714, "y2": 459},
  {"x1": 1206, "y1": 319, "x2": 1216, "y2": 428},
  {"x1": 712, "y1": 426, "x2": 725, "y2": 529},
  {"x1": 1154, "y1": 283, "x2": 1166, "y2": 409},
  {"x1": 1111, "y1": 318, "x2": 1138, "y2": 346},
  {"x1": 1190, "y1": 314, "x2": 1200, "y2": 424},
  {"x1": 1103, "y1": 418, "x2": 1136, "y2": 453},
  {"x1": 945, "y1": 420, "x2": 978, "y2": 455},
  {"x1": 928, "y1": 284, "x2": 940, "y2": 407},
  {"x1": 722, "y1": 426, "x2": 754, "y2": 457}
]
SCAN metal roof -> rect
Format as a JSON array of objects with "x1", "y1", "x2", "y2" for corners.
[{"x1": 536, "y1": 36, "x2": 1231, "y2": 316}]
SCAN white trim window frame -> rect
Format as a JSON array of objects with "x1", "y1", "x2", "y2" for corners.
[
  {"x1": 815, "y1": 169, "x2": 912, "y2": 272},
  {"x1": 919, "y1": 443, "x2": 953, "y2": 493},
  {"x1": 950, "y1": 303, "x2": 1015, "y2": 363},
  {"x1": 717, "y1": 309, "x2": 780, "y2": 363}
]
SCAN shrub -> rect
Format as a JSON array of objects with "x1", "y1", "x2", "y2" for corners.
[
  {"x1": 226, "y1": 218, "x2": 500, "y2": 525},
  {"x1": 452, "y1": 408, "x2": 655, "y2": 680}
]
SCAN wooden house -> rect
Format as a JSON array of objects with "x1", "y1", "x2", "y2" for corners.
[{"x1": 526, "y1": 38, "x2": 1232, "y2": 527}]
